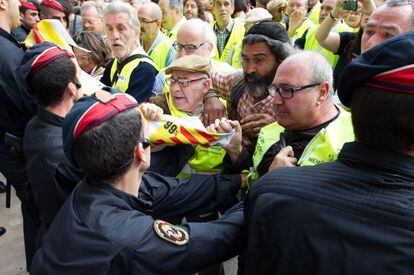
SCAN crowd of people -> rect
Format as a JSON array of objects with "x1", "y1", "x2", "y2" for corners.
[{"x1": 0, "y1": 0, "x2": 413, "y2": 273}]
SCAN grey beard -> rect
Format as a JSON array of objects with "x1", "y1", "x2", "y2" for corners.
[{"x1": 246, "y1": 81, "x2": 269, "y2": 98}]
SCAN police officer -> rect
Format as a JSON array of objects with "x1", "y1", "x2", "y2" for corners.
[{"x1": 30, "y1": 91, "x2": 246, "y2": 274}]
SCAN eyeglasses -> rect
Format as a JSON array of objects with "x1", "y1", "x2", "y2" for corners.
[
  {"x1": 268, "y1": 83, "x2": 321, "y2": 99},
  {"x1": 141, "y1": 138, "x2": 150, "y2": 149},
  {"x1": 172, "y1": 42, "x2": 206, "y2": 53},
  {"x1": 74, "y1": 81, "x2": 82, "y2": 90},
  {"x1": 138, "y1": 17, "x2": 158, "y2": 24},
  {"x1": 165, "y1": 77, "x2": 207, "y2": 88}
]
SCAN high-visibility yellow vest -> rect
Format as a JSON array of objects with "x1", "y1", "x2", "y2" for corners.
[
  {"x1": 164, "y1": 17, "x2": 186, "y2": 41},
  {"x1": 250, "y1": 107, "x2": 354, "y2": 179},
  {"x1": 291, "y1": 18, "x2": 315, "y2": 41},
  {"x1": 109, "y1": 47, "x2": 158, "y2": 93},
  {"x1": 212, "y1": 20, "x2": 245, "y2": 67},
  {"x1": 304, "y1": 22, "x2": 354, "y2": 68},
  {"x1": 232, "y1": 39, "x2": 243, "y2": 69},
  {"x1": 148, "y1": 34, "x2": 174, "y2": 70},
  {"x1": 166, "y1": 92, "x2": 227, "y2": 177},
  {"x1": 308, "y1": 1, "x2": 321, "y2": 25}
]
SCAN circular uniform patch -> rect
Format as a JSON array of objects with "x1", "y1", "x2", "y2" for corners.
[{"x1": 153, "y1": 220, "x2": 189, "y2": 246}]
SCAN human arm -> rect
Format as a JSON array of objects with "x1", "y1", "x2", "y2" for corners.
[
  {"x1": 288, "y1": 10, "x2": 306, "y2": 38},
  {"x1": 240, "y1": 113, "x2": 276, "y2": 139}
]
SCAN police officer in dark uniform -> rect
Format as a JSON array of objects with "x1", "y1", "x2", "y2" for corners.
[
  {"x1": 0, "y1": 0, "x2": 39, "y2": 270},
  {"x1": 241, "y1": 31, "x2": 414, "y2": 274},
  {"x1": 30, "y1": 89, "x2": 246, "y2": 274}
]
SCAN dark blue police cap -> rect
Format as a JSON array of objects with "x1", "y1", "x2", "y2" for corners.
[{"x1": 338, "y1": 30, "x2": 414, "y2": 107}]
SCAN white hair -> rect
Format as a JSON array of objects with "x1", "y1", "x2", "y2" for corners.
[
  {"x1": 103, "y1": 2, "x2": 140, "y2": 33},
  {"x1": 179, "y1": 18, "x2": 217, "y2": 55}
]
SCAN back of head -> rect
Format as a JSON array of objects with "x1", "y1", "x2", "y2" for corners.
[
  {"x1": 338, "y1": 30, "x2": 414, "y2": 154},
  {"x1": 21, "y1": 42, "x2": 77, "y2": 107},
  {"x1": 245, "y1": 8, "x2": 273, "y2": 24},
  {"x1": 63, "y1": 92, "x2": 143, "y2": 184}
]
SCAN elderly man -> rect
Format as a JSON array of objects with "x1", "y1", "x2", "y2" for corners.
[
  {"x1": 241, "y1": 30, "x2": 414, "y2": 275},
  {"x1": 211, "y1": 0, "x2": 245, "y2": 66},
  {"x1": 30, "y1": 89, "x2": 245, "y2": 274},
  {"x1": 361, "y1": 0, "x2": 414, "y2": 52},
  {"x1": 158, "y1": 0, "x2": 186, "y2": 40},
  {"x1": 138, "y1": 2, "x2": 175, "y2": 69},
  {"x1": 210, "y1": 21, "x2": 292, "y2": 145},
  {"x1": 151, "y1": 18, "x2": 234, "y2": 95},
  {"x1": 100, "y1": 2, "x2": 158, "y2": 103},
  {"x1": 11, "y1": 0, "x2": 40, "y2": 42},
  {"x1": 213, "y1": 51, "x2": 353, "y2": 178},
  {"x1": 80, "y1": 1, "x2": 105, "y2": 36},
  {"x1": 285, "y1": 0, "x2": 315, "y2": 40}
]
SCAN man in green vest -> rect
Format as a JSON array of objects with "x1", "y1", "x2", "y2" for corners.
[
  {"x1": 138, "y1": 2, "x2": 176, "y2": 69},
  {"x1": 158, "y1": 0, "x2": 187, "y2": 40},
  {"x1": 285, "y1": 0, "x2": 315, "y2": 41},
  {"x1": 211, "y1": 0, "x2": 245, "y2": 66},
  {"x1": 100, "y1": 2, "x2": 159, "y2": 103},
  {"x1": 210, "y1": 51, "x2": 354, "y2": 179}
]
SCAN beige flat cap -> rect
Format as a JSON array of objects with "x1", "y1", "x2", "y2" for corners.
[{"x1": 165, "y1": 55, "x2": 211, "y2": 77}]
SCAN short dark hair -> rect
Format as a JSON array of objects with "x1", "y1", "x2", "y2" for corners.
[
  {"x1": 242, "y1": 34, "x2": 295, "y2": 64},
  {"x1": 351, "y1": 86, "x2": 414, "y2": 153},
  {"x1": 73, "y1": 109, "x2": 143, "y2": 184},
  {"x1": 27, "y1": 57, "x2": 77, "y2": 107}
]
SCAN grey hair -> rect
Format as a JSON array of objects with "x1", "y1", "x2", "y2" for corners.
[
  {"x1": 384, "y1": 0, "x2": 414, "y2": 24},
  {"x1": 302, "y1": 51, "x2": 334, "y2": 97},
  {"x1": 140, "y1": 2, "x2": 163, "y2": 20},
  {"x1": 170, "y1": 0, "x2": 184, "y2": 14},
  {"x1": 81, "y1": 1, "x2": 104, "y2": 18},
  {"x1": 287, "y1": 0, "x2": 308, "y2": 7},
  {"x1": 103, "y1": 2, "x2": 140, "y2": 34},
  {"x1": 179, "y1": 19, "x2": 218, "y2": 55}
]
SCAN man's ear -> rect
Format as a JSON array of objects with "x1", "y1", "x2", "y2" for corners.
[
  {"x1": 133, "y1": 143, "x2": 147, "y2": 164},
  {"x1": 317, "y1": 82, "x2": 330, "y2": 104},
  {"x1": 0, "y1": 0, "x2": 8, "y2": 11},
  {"x1": 66, "y1": 82, "x2": 76, "y2": 97},
  {"x1": 202, "y1": 78, "x2": 212, "y2": 95},
  {"x1": 19, "y1": 11, "x2": 24, "y2": 21}
]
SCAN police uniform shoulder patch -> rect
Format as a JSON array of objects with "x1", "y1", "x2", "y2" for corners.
[{"x1": 153, "y1": 220, "x2": 189, "y2": 246}]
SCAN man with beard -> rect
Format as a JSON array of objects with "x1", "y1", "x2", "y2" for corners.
[
  {"x1": 212, "y1": 51, "x2": 353, "y2": 177},
  {"x1": 11, "y1": 0, "x2": 40, "y2": 42},
  {"x1": 100, "y1": 2, "x2": 159, "y2": 103},
  {"x1": 211, "y1": 21, "x2": 293, "y2": 148}
]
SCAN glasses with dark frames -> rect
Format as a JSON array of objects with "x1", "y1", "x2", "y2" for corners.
[{"x1": 268, "y1": 83, "x2": 321, "y2": 99}]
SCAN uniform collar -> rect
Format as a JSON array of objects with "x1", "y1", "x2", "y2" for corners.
[
  {"x1": 37, "y1": 107, "x2": 64, "y2": 127},
  {"x1": 214, "y1": 19, "x2": 234, "y2": 33},
  {"x1": 0, "y1": 27, "x2": 21, "y2": 47},
  {"x1": 338, "y1": 142, "x2": 414, "y2": 180},
  {"x1": 147, "y1": 30, "x2": 164, "y2": 55}
]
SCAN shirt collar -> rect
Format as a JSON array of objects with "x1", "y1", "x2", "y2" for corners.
[
  {"x1": 148, "y1": 30, "x2": 164, "y2": 55},
  {"x1": 338, "y1": 142, "x2": 414, "y2": 180},
  {"x1": 214, "y1": 19, "x2": 234, "y2": 33}
]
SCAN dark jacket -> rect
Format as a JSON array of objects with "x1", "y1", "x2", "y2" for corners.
[
  {"x1": 31, "y1": 172, "x2": 244, "y2": 274},
  {"x1": 241, "y1": 142, "x2": 414, "y2": 275},
  {"x1": 11, "y1": 25, "x2": 31, "y2": 42},
  {"x1": 0, "y1": 27, "x2": 36, "y2": 186},
  {"x1": 23, "y1": 108, "x2": 83, "y2": 242}
]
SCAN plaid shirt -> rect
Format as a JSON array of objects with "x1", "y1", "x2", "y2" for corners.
[
  {"x1": 212, "y1": 70, "x2": 277, "y2": 120},
  {"x1": 214, "y1": 19, "x2": 234, "y2": 57}
]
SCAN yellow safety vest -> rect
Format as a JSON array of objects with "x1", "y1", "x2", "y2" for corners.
[
  {"x1": 166, "y1": 92, "x2": 227, "y2": 177},
  {"x1": 308, "y1": 1, "x2": 321, "y2": 25},
  {"x1": 291, "y1": 18, "x2": 315, "y2": 41},
  {"x1": 109, "y1": 48, "x2": 158, "y2": 93},
  {"x1": 304, "y1": 22, "x2": 354, "y2": 68},
  {"x1": 250, "y1": 107, "x2": 354, "y2": 179},
  {"x1": 148, "y1": 34, "x2": 174, "y2": 70},
  {"x1": 212, "y1": 20, "x2": 245, "y2": 67}
]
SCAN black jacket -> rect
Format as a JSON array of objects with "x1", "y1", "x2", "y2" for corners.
[
  {"x1": 31, "y1": 173, "x2": 244, "y2": 274},
  {"x1": 23, "y1": 108, "x2": 83, "y2": 233},
  {"x1": 241, "y1": 142, "x2": 414, "y2": 275}
]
